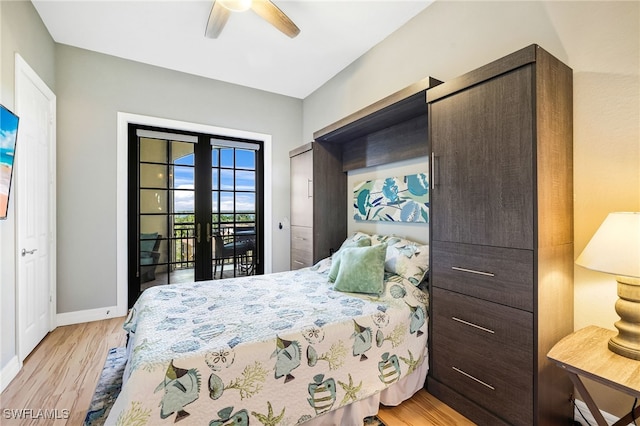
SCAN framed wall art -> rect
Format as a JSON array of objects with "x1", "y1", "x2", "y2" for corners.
[{"x1": 353, "y1": 173, "x2": 428, "y2": 223}]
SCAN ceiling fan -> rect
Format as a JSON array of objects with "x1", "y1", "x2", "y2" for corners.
[{"x1": 205, "y1": 0, "x2": 300, "y2": 39}]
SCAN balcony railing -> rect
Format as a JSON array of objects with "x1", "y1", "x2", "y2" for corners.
[
  {"x1": 173, "y1": 223, "x2": 195, "y2": 270},
  {"x1": 171, "y1": 221, "x2": 256, "y2": 271}
]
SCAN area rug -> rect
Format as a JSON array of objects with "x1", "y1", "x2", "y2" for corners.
[
  {"x1": 85, "y1": 347, "x2": 386, "y2": 426},
  {"x1": 363, "y1": 415, "x2": 386, "y2": 425},
  {"x1": 84, "y1": 347, "x2": 127, "y2": 426}
]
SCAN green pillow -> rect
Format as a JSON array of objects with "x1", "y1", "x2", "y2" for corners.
[
  {"x1": 333, "y1": 244, "x2": 387, "y2": 295},
  {"x1": 328, "y1": 236, "x2": 372, "y2": 282}
]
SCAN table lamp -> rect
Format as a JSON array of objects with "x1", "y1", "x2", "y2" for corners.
[{"x1": 575, "y1": 212, "x2": 640, "y2": 360}]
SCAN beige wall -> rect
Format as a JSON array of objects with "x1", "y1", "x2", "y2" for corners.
[
  {"x1": 54, "y1": 44, "x2": 302, "y2": 313},
  {"x1": 303, "y1": 0, "x2": 639, "y2": 418}
]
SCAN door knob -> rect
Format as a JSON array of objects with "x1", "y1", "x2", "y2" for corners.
[{"x1": 21, "y1": 248, "x2": 37, "y2": 256}]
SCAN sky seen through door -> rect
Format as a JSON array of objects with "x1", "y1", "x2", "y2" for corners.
[{"x1": 172, "y1": 148, "x2": 256, "y2": 214}]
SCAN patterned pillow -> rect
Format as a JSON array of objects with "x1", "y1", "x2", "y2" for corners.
[
  {"x1": 310, "y1": 256, "x2": 332, "y2": 273},
  {"x1": 372, "y1": 234, "x2": 428, "y2": 286},
  {"x1": 339, "y1": 231, "x2": 372, "y2": 248}
]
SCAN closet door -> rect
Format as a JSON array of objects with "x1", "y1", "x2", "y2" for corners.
[
  {"x1": 289, "y1": 141, "x2": 346, "y2": 270},
  {"x1": 431, "y1": 66, "x2": 534, "y2": 250},
  {"x1": 290, "y1": 145, "x2": 314, "y2": 269},
  {"x1": 290, "y1": 147, "x2": 313, "y2": 228}
]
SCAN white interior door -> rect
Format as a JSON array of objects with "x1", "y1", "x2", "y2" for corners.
[{"x1": 15, "y1": 54, "x2": 56, "y2": 360}]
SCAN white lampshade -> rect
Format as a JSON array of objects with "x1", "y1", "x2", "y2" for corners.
[{"x1": 576, "y1": 212, "x2": 640, "y2": 278}]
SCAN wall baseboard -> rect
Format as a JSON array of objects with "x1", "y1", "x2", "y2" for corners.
[
  {"x1": 0, "y1": 355, "x2": 21, "y2": 393},
  {"x1": 56, "y1": 305, "x2": 126, "y2": 327},
  {"x1": 574, "y1": 399, "x2": 620, "y2": 425}
]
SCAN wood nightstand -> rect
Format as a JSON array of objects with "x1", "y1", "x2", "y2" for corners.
[{"x1": 547, "y1": 325, "x2": 640, "y2": 426}]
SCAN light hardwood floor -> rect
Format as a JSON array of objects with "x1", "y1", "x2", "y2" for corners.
[{"x1": 0, "y1": 317, "x2": 474, "y2": 425}]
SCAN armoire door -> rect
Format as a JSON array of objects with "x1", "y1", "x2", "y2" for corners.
[{"x1": 430, "y1": 66, "x2": 534, "y2": 250}]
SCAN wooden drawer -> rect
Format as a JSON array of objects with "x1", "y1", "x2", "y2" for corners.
[
  {"x1": 430, "y1": 287, "x2": 533, "y2": 425},
  {"x1": 291, "y1": 226, "x2": 313, "y2": 269},
  {"x1": 431, "y1": 240, "x2": 534, "y2": 311}
]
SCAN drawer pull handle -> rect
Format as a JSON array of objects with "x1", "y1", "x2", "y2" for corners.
[
  {"x1": 452, "y1": 366, "x2": 495, "y2": 390},
  {"x1": 451, "y1": 266, "x2": 495, "y2": 277},
  {"x1": 293, "y1": 236, "x2": 306, "y2": 241},
  {"x1": 293, "y1": 260, "x2": 305, "y2": 265},
  {"x1": 451, "y1": 317, "x2": 495, "y2": 334}
]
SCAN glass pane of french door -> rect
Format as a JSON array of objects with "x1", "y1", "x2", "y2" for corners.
[
  {"x1": 211, "y1": 142, "x2": 259, "y2": 279},
  {"x1": 138, "y1": 134, "x2": 197, "y2": 289}
]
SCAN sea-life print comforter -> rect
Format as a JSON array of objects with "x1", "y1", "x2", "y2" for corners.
[{"x1": 106, "y1": 266, "x2": 429, "y2": 425}]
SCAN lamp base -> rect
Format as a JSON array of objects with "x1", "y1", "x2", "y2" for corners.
[
  {"x1": 608, "y1": 338, "x2": 640, "y2": 360},
  {"x1": 608, "y1": 276, "x2": 640, "y2": 360}
]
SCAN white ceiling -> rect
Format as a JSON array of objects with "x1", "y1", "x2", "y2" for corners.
[{"x1": 32, "y1": 0, "x2": 433, "y2": 99}]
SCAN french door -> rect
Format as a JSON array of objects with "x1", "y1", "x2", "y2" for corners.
[{"x1": 127, "y1": 125, "x2": 263, "y2": 306}]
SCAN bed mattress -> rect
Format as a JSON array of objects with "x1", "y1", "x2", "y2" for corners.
[{"x1": 106, "y1": 266, "x2": 429, "y2": 425}]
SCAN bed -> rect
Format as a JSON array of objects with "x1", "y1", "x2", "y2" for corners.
[{"x1": 106, "y1": 232, "x2": 429, "y2": 425}]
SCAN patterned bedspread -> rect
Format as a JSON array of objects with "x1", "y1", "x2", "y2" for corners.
[{"x1": 106, "y1": 267, "x2": 429, "y2": 425}]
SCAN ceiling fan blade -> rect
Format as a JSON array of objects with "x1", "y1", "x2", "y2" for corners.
[
  {"x1": 251, "y1": 0, "x2": 300, "y2": 38},
  {"x1": 205, "y1": 0, "x2": 231, "y2": 38}
]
